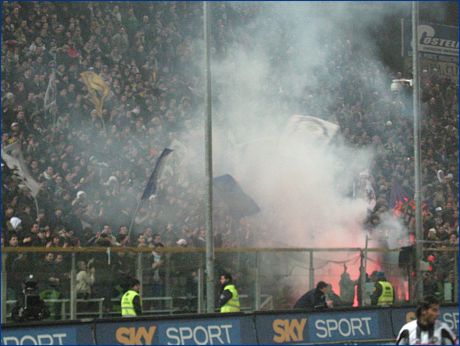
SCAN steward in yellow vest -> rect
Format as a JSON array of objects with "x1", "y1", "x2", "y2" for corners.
[
  {"x1": 121, "y1": 278, "x2": 142, "y2": 317},
  {"x1": 218, "y1": 273, "x2": 240, "y2": 313},
  {"x1": 370, "y1": 272, "x2": 394, "y2": 306}
]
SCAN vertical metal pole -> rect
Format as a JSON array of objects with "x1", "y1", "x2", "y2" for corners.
[
  {"x1": 70, "y1": 253, "x2": 77, "y2": 320},
  {"x1": 203, "y1": 0, "x2": 215, "y2": 313},
  {"x1": 254, "y1": 252, "x2": 261, "y2": 311},
  {"x1": 454, "y1": 254, "x2": 458, "y2": 304},
  {"x1": 359, "y1": 247, "x2": 368, "y2": 307},
  {"x1": 362, "y1": 234, "x2": 369, "y2": 306},
  {"x1": 197, "y1": 267, "x2": 204, "y2": 313},
  {"x1": 309, "y1": 251, "x2": 314, "y2": 290},
  {"x1": 2, "y1": 254, "x2": 7, "y2": 323},
  {"x1": 137, "y1": 253, "x2": 143, "y2": 298},
  {"x1": 412, "y1": 1, "x2": 424, "y2": 302},
  {"x1": 165, "y1": 253, "x2": 171, "y2": 300}
]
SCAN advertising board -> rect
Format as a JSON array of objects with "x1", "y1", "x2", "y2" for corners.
[
  {"x1": 255, "y1": 309, "x2": 393, "y2": 344},
  {"x1": 403, "y1": 21, "x2": 459, "y2": 59},
  {"x1": 95, "y1": 315, "x2": 256, "y2": 345},
  {"x1": 1, "y1": 324, "x2": 94, "y2": 345}
]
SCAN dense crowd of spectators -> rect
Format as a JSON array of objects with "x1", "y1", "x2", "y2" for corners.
[{"x1": 2, "y1": 2, "x2": 457, "y2": 316}]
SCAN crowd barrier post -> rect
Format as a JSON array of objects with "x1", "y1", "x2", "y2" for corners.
[
  {"x1": 198, "y1": 267, "x2": 204, "y2": 313},
  {"x1": 254, "y1": 251, "x2": 261, "y2": 310},
  {"x1": 454, "y1": 256, "x2": 458, "y2": 304},
  {"x1": 2, "y1": 254, "x2": 7, "y2": 323},
  {"x1": 136, "y1": 252, "x2": 143, "y2": 298},
  {"x1": 70, "y1": 253, "x2": 77, "y2": 320},
  {"x1": 309, "y1": 250, "x2": 314, "y2": 290}
]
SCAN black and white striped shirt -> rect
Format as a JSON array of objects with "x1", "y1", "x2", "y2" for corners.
[{"x1": 396, "y1": 319, "x2": 457, "y2": 345}]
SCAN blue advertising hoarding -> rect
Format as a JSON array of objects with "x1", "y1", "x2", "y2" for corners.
[
  {"x1": 308, "y1": 310, "x2": 393, "y2": 343},
  {"x1": 1, "y1": 324, "x2": 94, "y2": 345},
  {"x1": 1, "y1": 305, "x2": 456, "y2": 345},
  {"x1": 254, "y1": 309, "x2": 393, "y2": 344},
  {"x1": 94, "y1": 315, "x2": 256, "y2": 345},
  {"x1": 255, "y1": 312, "x2": 310, "y2": 344}
]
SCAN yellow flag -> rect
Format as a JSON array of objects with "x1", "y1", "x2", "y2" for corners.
[{"x1": 80, "y1": 71, "x2": 110, "y2": 117}]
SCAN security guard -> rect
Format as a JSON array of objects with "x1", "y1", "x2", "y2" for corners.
[
  {"x1": 218, "y1": 273, "x2": 240, "y2": 313},
  {"x1": 370, "y1": 272, "x2": 394, "y2": 306},
  {"x1": 121, "y1": 278, "x2": 142, "y2": 317}
]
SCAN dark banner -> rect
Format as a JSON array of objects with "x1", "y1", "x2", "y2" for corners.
[
  {"x1": 1, "y1": 324, "x2": 94, "y2": 345},
  {"x1": 94, "y1": 315, "x2": 256, "y2": 345}
]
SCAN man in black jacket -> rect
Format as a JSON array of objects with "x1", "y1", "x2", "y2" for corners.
[{"x1": 293, "y1": 281, "x2": 333, "y2": 310}]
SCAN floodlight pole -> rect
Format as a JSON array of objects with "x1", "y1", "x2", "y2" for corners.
[
  {"x1": 412, "y1": 1, "x2": 424, "y2": 302},
  {"x1": 203, "y1": 1, "x2": 215, "y2": 313}
]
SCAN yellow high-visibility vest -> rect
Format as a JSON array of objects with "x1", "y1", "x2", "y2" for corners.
[
  {"x1": 220, "y1": 284, "x2": 240, "y2": 313},
  {"x1": 377, "y1": 281, "x2": 394, "y2": 306},
  {"x1": 121, "y1": 290, "x2": 140, "y2": 317}
]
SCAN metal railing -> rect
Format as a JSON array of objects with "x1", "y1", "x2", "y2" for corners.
[
  {"x1": 4, "y1": 293, "x2": 274, "y2": 322},
  {"x1": 2, "y1": 246, "x2": 457, "y2": 323}
]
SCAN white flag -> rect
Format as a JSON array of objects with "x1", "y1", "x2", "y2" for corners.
[
  {"x1": 2, "y1": 141, "x2": 41, "y2": 197},
  {"x1": 284, "y1": 115, "x2": 339, "y2": 144}
]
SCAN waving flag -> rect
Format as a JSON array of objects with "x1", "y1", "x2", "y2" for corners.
[
  {"x1": 2, "y1": 141, "x2": 41, "y2": 197},
  {"x1": 213, "y1": 174, "x2": 260, "y2": 219},
  {"x1": 80, "y1": 71, "x2": 110, "y2": 117},
  {"x1": 284, "y1": 115, "x2": 339, "y2": 145},
  {"x1": 141, "y1": 148, "x2": 173, "y2": 200}
]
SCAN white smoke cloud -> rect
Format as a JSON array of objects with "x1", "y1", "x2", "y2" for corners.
[{"x1": 209, "y1": 3, "x2": 415, "y2": 248}]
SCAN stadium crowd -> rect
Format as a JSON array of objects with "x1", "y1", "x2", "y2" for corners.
[{"x1": 2, "y1": 2, "x2": 457, "y2": 316}]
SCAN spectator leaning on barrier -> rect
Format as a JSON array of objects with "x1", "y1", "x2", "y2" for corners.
[
  {"x1": 218, "y1": 272, "x2": 240, "y2": 313},
  {"x1": 396, "y1": 295, "x2": 457, "y2": 345},
  {"x1": 293, "y1": 281, "x2": 333, "y2": 310},
  {"x1": 120, "y1": 277, "x2": 142, "y2": 317}
]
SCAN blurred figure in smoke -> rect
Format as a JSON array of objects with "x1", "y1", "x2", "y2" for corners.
[
  {"x1": 293, "y1": 281, "x2": 333, "y2": 310},
  {"x1": 326, "y1": 284, "x2": 343, "y2": 307},
  {"x1": 339, "y1": 264, "x2": 357, "y2": 306}
]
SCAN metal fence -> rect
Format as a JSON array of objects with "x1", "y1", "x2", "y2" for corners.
[{"x1": 2, "y1": 246, "x2": 457, "y2": 323}]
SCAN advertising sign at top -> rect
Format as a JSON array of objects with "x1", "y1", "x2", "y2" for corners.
[{"x1": 402, "y1": 21, "x2": 459, "y2": 61}]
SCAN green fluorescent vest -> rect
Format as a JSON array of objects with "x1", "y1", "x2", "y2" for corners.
[
  {"x1": 220, "y1": 284, "x2": 240, "y2": 313},
  {"x1": 377, "y1": 281, "x2": 394, "y2": 306},
  {"x1": 121, "y1": 289, "x2": 140, "y2": 317}
]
